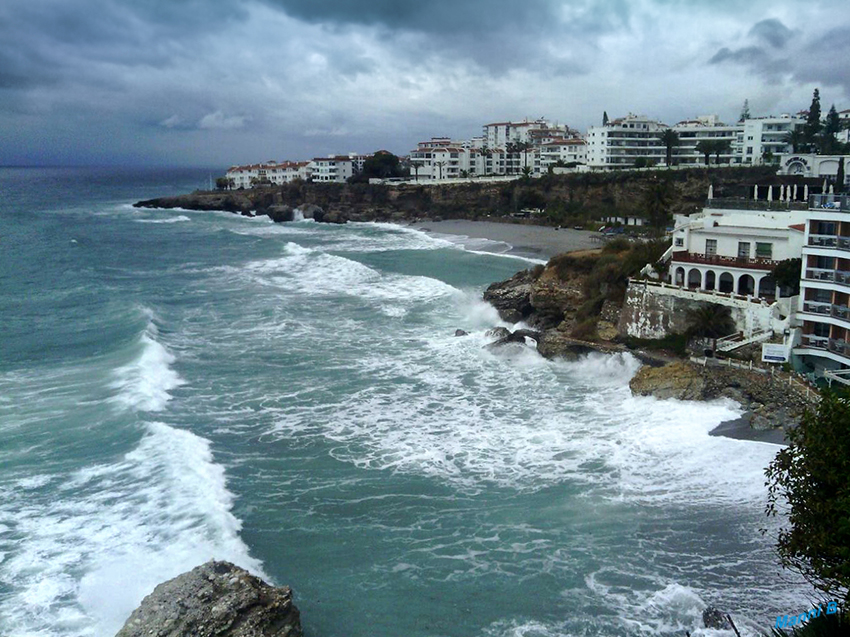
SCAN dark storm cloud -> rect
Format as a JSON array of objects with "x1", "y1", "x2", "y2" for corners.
[{"x1": 748, "y1": 18, "x2": 794, "y2": 49}]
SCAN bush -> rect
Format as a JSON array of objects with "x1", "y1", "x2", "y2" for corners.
[{"x1": 622, "y1": 333, "x2": 688, "y2": 356}]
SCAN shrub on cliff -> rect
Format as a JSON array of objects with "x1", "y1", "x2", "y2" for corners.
[{"x1": 766, "y1": 392, "x2": 850, "y2": 605}]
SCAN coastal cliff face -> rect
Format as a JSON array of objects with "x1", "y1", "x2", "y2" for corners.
[
  {"x1": 115, "y1": 561, "x2": 302, "y2": 637},
  {"x1": 136, "y1": 165, "x2": 783, "y2": 223}
]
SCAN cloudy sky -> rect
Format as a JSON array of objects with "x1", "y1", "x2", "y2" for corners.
[{"x1": 1, "y1": 0, "x2": 848, "y2": 167}]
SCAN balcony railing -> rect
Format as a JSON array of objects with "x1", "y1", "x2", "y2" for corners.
[
  {"x1": 803, "y1": 301, "x2": 850, "y2": 321},
  {"x1": 704, "y1": 197, "x2": 807, "y2": 211},
  {"x1": 809, "y1": 194, "x2": 850, "y2": 211},
  {"x1": 672, "y1": 251, "x2": 778, "y2": 270},
  {"x1": 807, "y1": 235, "x2": 850, "y2": 251},
  {"x1": 804, "y1": 269, "x2": 850, "y2": 285},
  {"x1": 828, "y1": 339, "x2": 850, "y2": 359},
  {"x1": 802, "y1": 335, "x2": 830, "y2": 349}
]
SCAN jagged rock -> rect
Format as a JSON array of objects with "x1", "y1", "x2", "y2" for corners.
[
  {"x1": 313, "y1": 209, "x2": 348, "y2": 224},
  {"x1": 115, "y1": 560, "x2": 302, "y2": 637},
  {"x1": 535, "y1": 329, "x2": 596, "y2": 360},
  {"x1": 512, "y1": 329, "x2": 541, "y2": 342},
  {"x1": 268, "y1": 205, "x2": 294, "y2": 222},
  {"x1": 485, "y1": 331, "x2": 529, "y2": 349},
  {"x1": 454, "y1": 329, "x2": 469, "y2": 337},
  {"x1": 485, "y1": 327, "x2": 511, "y2": 340},
  {"x1": 629, "y1": 361, "x2": 707, "y2": 401},
  {"x1": 702, "y1": 606, "x2": 731, "y2": 630},
  {"x1": 483, "y1": 269, "x2": 536, "y2": 323},
  {"x1": 298, "y1": 204, "x2": 323, "y2": 219}
]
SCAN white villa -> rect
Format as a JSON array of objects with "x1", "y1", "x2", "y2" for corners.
[{"x1": 669, "y1": 204, "x2": 808, "y2": 298}]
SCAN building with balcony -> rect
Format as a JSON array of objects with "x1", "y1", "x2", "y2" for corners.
[
  {"x1": 311, "y1": 156, "x2": 355, "y2": 183},
  {"x1": 671, "y1": 115, "x2": 743, "y2": 166},
  {"x1": 669, "y1": 204, "x2": 808, "y2": 298},
  {"x1": 586, "y1": 114, "x2": 668, "y2": 169},
  {"x1": 741, "y1": 115, "x2": 804, "y2": 165},
  {"x1": 225, "y1": 161, "x2": 312, "y2": 189},
  {"x1": 794, "y1": 194, "x2": 850, "y2": 385}
]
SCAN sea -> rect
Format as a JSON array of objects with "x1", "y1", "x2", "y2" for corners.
[{"x1": 0, "y1": 167, "x2": 810, "y2": 637}]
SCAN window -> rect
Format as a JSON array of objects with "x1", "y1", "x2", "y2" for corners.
[
  {"x1": 817, "y1": 221, "x2": 837, "y2": 236},
  {"x1": 705, "y1": 239, "x2": 717, "y2": 256},
  {"x1": 675, "y1": 237, "x2": 684, "y2": 247},
  {"x1": 816, "y1": 255, "x2": 835, "y2": 269},
  {"x1": 813, "y1": 322, "x2": 830, "y2": 337},
  {"x1": 755, "y1": 242, "x2": 773, "y2": 259},
  {"x1": 738, "y1": 242, "x2": 751, "y2": 259}
]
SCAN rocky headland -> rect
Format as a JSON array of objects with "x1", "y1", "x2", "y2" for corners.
[
  {"x1": 115, "y1": 561, "x2": 302, "y2": 637},
  {"x1": 135, "y1": 165, "x2": 787, "y2": 226}
]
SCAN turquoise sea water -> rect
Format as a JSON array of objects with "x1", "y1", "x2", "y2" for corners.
[{"x1": 0, "y1": 167, "x2": 808, "y2": 637}]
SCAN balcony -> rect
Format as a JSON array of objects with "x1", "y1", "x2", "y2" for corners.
[
  {"x1": 704, "y1": 197, "x2": 807, "y2": 211},
  {"x1": 807, "y1": 234, "x2": 850, "y2": 251},
  {"x1": 809, "y1": 194, "x2": 850, "y2": 211},
  {"x1": 802, "y1": 334, "x2": 829, "y2": 349},
  {"x1": 671, "y1": 251, "x2": 778, "y2": 270},
  {"x1": 828, "y1": 339, "x2": 850, "y2": 359},
  {"x1": 804, "y1": 268, "x2": 850, "y2": 285},
  {"x1": 802, "y1": 301, "x2": 850, "y2": 321}
]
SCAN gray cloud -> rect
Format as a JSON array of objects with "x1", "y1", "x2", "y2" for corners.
[{"x1": 0, "y1": 0, "x2": 848, "y2": 166}]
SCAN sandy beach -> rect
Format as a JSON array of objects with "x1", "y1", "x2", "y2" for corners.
[{"x1": 411, "y1": 219, "x2": 599, "y2": 261}]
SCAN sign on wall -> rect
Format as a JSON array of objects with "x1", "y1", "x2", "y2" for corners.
[{"x1": 762, "y1": 343, "x2": 789, "y2": 363}]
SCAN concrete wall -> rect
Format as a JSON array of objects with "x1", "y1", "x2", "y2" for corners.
[{"x1": 618, "y1": 280, "x2": 782, "y2": 339}]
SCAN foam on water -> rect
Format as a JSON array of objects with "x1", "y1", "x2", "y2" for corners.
[
  {"x1": 109, "y1": 311, "x2": 184, "y2": 412},
  {"x1": 0, "y1": 421, "x2": 262, "y2": 636},
  {"x1": 134, "y1": 215, "x2": 191, "y2": 224}
]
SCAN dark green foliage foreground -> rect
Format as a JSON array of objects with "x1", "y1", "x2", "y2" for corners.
[{"x1": 766, "y1": 393, "x2": 850, "y2": 605}]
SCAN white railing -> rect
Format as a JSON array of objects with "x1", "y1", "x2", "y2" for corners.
[{"x1": 716, "y1": 329, "x2": 774, "y2": 352}]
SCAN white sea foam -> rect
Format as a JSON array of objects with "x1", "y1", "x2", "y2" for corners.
[
  {"x1": 0, "y1": 421, "x2": 262, "y2": 636},
  {"x1": 109, "y1": 311, "x2": 184, "y2": 412},
  {"x1": 134, "y1": 215, "x2": 191, "y2": 224}
]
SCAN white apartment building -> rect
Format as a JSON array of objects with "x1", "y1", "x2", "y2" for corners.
[
  {"x1": 482, "y1": 119, "x2": 572, "y2": 149},
  {"x1": 669, "y1": 205, "x2": 808, "y2": 298},
  {"x1": 586, "y1": 114, "x2": 669, "y2": 169},
  {"x1": 741, "y1": 115, "x2": 804, "y2": 164},
  {"x1": 409, "y1": 138, "x2": 511, "y2": 180},
  {"x1": 226, "y1": 161, "x2": 312, "y2": 189},
  {"x1": 311, "y1": 156, "x2": 355, "y2": 183},
  {"x1": 794, "y1": 194, "x2": 850, "y2": 384},
  {"x1": 672, "y1": 115, "x2": 743, "y2": 166},
  {"x1": 539, "y1": 139, "x2": 587, "y2": 172}
]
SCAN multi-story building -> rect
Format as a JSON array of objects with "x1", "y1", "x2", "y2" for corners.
[
  {"x1": 538, "y1": 139, "x2": 587, "y2": 172},
  {"x1": 311, "y1": 156, "x2": 355, "y2": 183},
  {"x1": 672, "y1": 115, "x2": 743, "y2": 166},
  {"x1": 794, "y1": 194, "x2": 850, "y2": 384},
  {"x1": 586, "y1": 114, "x2": 669, "y2": 169},
  {"x1": 669, "y1": 204, "x2": 808, "y2": 298},
  {"x1": 482, "y1": 118, "x2": 571, "y2": 150},
  {"x1": 741, "y1": 115, "x2": 804, "y2": 164},
  {"x1": 225, "y1": 161, "x2": 312, "y2": 189}
]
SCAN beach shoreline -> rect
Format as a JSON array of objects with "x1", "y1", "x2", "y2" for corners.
[{"x1": 406, "y1": 219, "x2": 600, "y2": 261}]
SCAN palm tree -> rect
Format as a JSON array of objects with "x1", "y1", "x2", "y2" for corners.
[
  {"x1": 685, "y1": 303, "x2": 735, "y2": 339},
  {"x1": 713, "y1": 139, "x2": 732, "y2": 165},
  {"x1": 505, "y1": 142, "x2": 520, "y2": 174},
  {"x1": 520, "y1": 165, "x2": 533, "y2": 182},
  {"x1": 695, "y1": 140, "x2": 714, "y2": 166},
  {"x1": 435, "y1": 160, "x2": 446, "y2": 180},
  {"x1": 660, "y1": 129, "x2": 680, "y2": 167},
  {"x1": 643, "y1": 178, "x2": 672, "y2": 236},
  {"x1": 783, "y1": 127, "x2": 806, "y2": 153}
]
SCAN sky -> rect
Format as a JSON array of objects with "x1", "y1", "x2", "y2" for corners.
[{"x1": 1, "y1": 0, "x2": 849, "y2": 167}]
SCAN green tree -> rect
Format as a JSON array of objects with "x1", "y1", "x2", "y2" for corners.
[
  {"x1": 215, "y1": 177, "x2": 234, "y2": 190},
  {"x1": 643, "y1": 178, "x2": 672, "y2": 235},
  {"x1": 805, "y1": 88, "x2": 822, "y2": 148},
  {"x1": 820, "y1": 105, "x2": 842, "y2": 154},
  {"x1": 772, "y1": 258, "x2": 802, "y2": 296},
  {"x1": 783, "y1": 126, "x2": 807, "y2": 153},
  {"x1": 766, "y1": 391, "x2": 850, "y2": 604},
  {"x1": 520, "y1": 165, "x2": 533, "y2": 182},
  {"x1": 739, "y1": 98, "x2": 751, "y2": 123},
  {"x1": 351, "y1": 151, "x2": 404, "y2": 182},
  {"x1": 684, "y1": 303, "x2": 735, "y2": 338},
  {"x1": 713, "y1": 139, "x2": 732, "y2": 164},
  {"x1": 837, "y1": 157, "x2": 846, "y2": 193},
  {"x1": 603, "y1": 111, "x2": 609, "y2": 126},
  {"x1": 660, "y1": 129, "x2": 680, "y2": 166},
  {"x1": 695, "y1": 139, "x2": 714, "y2": 166}
]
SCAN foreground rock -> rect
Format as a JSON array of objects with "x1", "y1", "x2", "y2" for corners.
[
  {"x1": 629, "y1": 360, "x2": 812, "y2": 430},
  {"x1": 116, "y1": 560, "x2": 302, "y2": 637}
]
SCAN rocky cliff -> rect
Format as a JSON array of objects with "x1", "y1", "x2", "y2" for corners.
[
  {"x1": 629, "y1": 360, "x2": 812, "y2": 430},
  {"x1": 136, "y1": 165, "x2": 790, "y2": 225},
  {"x1": 115, "y1": 561, "x2": 302, "y2": 637}
]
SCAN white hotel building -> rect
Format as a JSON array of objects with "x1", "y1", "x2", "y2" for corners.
[
  {"x1": 226, "y1": 161, "x2": 312, "y2": 189},
  {"x1": 795, "y1": 194, "x2": 850, "y2": 385}
]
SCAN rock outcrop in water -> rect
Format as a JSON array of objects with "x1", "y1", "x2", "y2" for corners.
[
  {"x1": 115, "y1": 560, "x2": 302, "y2": 637},
  {"x1": 629, "y1": 360, "x2": 813, "y2": 430}
]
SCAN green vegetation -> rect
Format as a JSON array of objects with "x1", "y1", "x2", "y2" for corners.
[
  {"x1": 660, "y1": 129, "x2": 680, "y2": 166},
  {"x1": 773, "y1": 258, "x2": 803, "y2": 296},
  {"x1": 622, "y1": 333, "x2": 688, "y2": 356},
  {"x1": 349, "y1": 151, "x2": 406, "y2": 183},
  {"x1": 215, "y1": 177, "x2": 234, "y2": 190},
  {"x1": 766, "y1": 392, "x2": 850, "y2": 605},
  {"x1": 684, "y1": 303, "x2": 735, "y2": 338}
]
